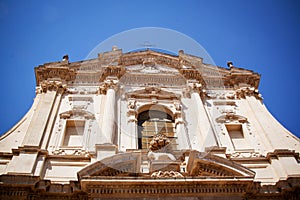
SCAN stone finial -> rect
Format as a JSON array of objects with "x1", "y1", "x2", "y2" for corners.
[
  {"x1": 227, "y1": 61, "x2": 233, "y2": 68},
  {"x1": 112, "y1": 45, "x2": 118, "y2": 51},
  {"x1": 62, "y1": 54, "x2": 69, "y2": 61}
]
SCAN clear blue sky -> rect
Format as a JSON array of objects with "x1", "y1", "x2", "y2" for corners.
[{"x1": 0, "y1": 0, "x2": 299, "y2": 137}]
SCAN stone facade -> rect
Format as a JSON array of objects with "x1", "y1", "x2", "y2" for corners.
[{"x1": 0, "y1": 48, "x2": 299, "y2": 199}]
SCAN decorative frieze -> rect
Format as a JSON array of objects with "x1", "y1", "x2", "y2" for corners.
[
  {"x1": 121, "y1": 50, "x2": 180, "y2": 68},
  {"x1": 120, "y1": 73, "x2": 186, "y2": 86},
  {"x1": 52, "y1": 149, "x2": 90, "y2": 156},
  {"x1": 228, "y1": 151, "x2": 263, "y2": 159},
  {"x1": 84, "y1": 181, "x2": 252, "y2": 198}
]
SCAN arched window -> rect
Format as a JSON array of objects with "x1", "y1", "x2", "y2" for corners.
[{"x1": 137, "y1": 108, "x2": 177, "y2": 150}]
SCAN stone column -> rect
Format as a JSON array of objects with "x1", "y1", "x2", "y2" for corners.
[
  {"x1": 96, "y1": 78, "x2": 118, "y2": 160},
  {"x1": 101, "y1": 79, "x2": 118, "y2": 144}
]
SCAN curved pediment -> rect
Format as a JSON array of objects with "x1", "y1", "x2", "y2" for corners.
[{"x1": 187, "y1": 150, "x2": 255, "y2": 177}]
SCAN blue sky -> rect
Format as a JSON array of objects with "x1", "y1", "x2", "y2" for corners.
[{"x1": 0, "y1": 0, "x2": 299, "y2": 137}]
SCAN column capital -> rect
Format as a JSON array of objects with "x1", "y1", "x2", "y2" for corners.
[
  {"x1": 235, "y1": 87, "x2": 263, "y2": 100},
  {"x1": 98, "y1": 77, "x2": 119, "y2": 94},
  {"x1": 186, "y1": 80, "x2": 206, "y2": 98},
  {"x1": 36, "y1": 80, "x2": 67, "y2": 94}
]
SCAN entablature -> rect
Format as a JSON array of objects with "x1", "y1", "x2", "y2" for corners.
[{"x1": 34, "y1": 49, "x2": 261, "y2": 92}]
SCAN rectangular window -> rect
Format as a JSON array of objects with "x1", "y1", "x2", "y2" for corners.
[
  {"x1": 226, "y1": 124, "x2": 251, "y2": 150},
  {"x1": 63, "y1": 120, "x2": 85, "y2": 147}
]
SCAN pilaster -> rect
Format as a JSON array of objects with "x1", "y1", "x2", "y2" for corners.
[
  {"x1": 174, "y1": 100, "x2": 191, "y2": 150},
  {"x1": 22, "y1": 80, "x2": 66, "y2": 148},
  {"x1": 187, "y1": 80, "x2": 217, "y2": 150}
]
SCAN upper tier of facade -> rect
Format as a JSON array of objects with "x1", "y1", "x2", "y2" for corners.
[{"x1": 0, "y1": 48, "x2": 299, "y2": 199}]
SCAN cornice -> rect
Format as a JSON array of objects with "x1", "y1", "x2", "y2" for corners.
[{"x1": 34, "y1": 49, "x2": 261, "y2": 90}]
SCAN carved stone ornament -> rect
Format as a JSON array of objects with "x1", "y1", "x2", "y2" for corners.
[
  {"x1": 52, "y1": 149, "x2": 90, "y2": 157},
  {"x1": 127, "y1": 98, "x2": 136, "y2": 110},
  {"x1": 216, "y1": 113, "x2": 247, "y2": 123},
  {"x1": 36, "y1": 80, "x2": 67, "y2": 93},
  {"x1": 59, "y1": 109, "x2": 95, "y2": 119},
  {"x1": 150, "y1": 170, "x2": 184, "y2": 178},
  {"x1": 127, "y1": 98, "x2": 137, "y2": 122},
  {"x1": 236, "y1": 87, "x2": 263, "y2": 99},
  {"x1": 98, "y1": 77, "x2": 119, "y2": 94},
  {"x1": 187, "y1": 80, "x2": 202, "y2": 92},
  {"x1": 149, "y1": 133, "x2": 171, "y2": 152},
  {"x1": 228, "y1": 152, "x2": 263, "y2": 159}
]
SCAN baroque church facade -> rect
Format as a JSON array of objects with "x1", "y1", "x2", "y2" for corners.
[{"x1": 0, "y1": 48, "x2": 299, "y2": 199}]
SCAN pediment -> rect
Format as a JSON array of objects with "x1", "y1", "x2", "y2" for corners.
[
  {"x1": 126, "y1": 87, "x2": 180, "y2": 100},
  {"x1": 78, "y1": 152, "x2": 141, "y2": 179},
  {"x1": 78, "y1": 150, "x2": 254, "y2": 181},
  {"x1": 187, "y1": 151, "x2": 255, "y2": 177}
]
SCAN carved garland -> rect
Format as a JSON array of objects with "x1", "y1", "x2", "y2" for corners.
[{"x1": 151, "y1": 171, "x2": 184, "y2": 178}]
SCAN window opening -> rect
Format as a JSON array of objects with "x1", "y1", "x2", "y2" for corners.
[
  {"x1": 138, "y1": 109, "x2": 177, "y2": 150},
  {"x1": 63, "y1": 120, "x2": 85, "y2": 147},
  {"x1": 226, "y1": 124, "x2": 251, "y2": 150}
]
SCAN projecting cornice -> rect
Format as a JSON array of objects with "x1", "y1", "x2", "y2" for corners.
[{"x1": 34, "y1": 49, "x2": 261, "y2": 89}]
